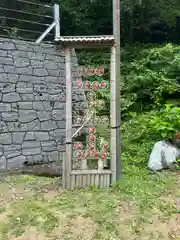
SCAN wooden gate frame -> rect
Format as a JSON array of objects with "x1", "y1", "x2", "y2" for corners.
[{"x1": 55, "y1": 0, "x2": 120, "y2": 189}]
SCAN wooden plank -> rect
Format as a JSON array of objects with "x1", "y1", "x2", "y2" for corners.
[
  {"x1": 56, "y1": 43, "x2": 114, "y2": 49},
  {"x1": 71, "y1": 170, "x2": 112, "y2": 175},
  {"x1": 110, "y1": 47, "x2": 117, "y2": 183},
  {"x1": 62, "y1": 152, "x2": 66, "y2": 188},
  {"x1": 71, "y1": 175, "x2": 76, "y2": 190},
  {"x1": 75, "y1": 175, "x2": 79, "y2": 188},
  {"x1": 78, "y1": 174, "x2": 82, "y2": 188},
  {"x1": 64, "y1": 47, "x2": 72, "y2": 189},
  {"x1": 103, "y1": 174, "x2": 108, "y2": 188},
  {"x1": 90, "y1": 174, "x2": 95, "y2": 186},
  {"x1": 81, "y1": 158, "x2": 88, "y2": 170},
  {"x1": 82, "y1": 175, "x2": 85, "y2": 188},
  {"x1": 98, "y1": 159, "x2": 104, "y2": 171},
  {"x1": 110, "y1": 0, "x2": 121, "y2": 183},
  {"x1": 102, "y1": 175, "x2": 106, "y2": 188},
  {"x1": 94, "y1": 174, "x2": 99, "y2": 188},
  {"x1": 106, "y1": 174, "x2": 110, "y2": 188},
  {"x1": 87, "y1": 174, "x2": 91, "y2": 186},
  {"x1": 99, "y1": 174, "x2": 104, "y2": 188}
]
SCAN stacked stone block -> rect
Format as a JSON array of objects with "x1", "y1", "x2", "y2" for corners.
[{"x1": 0, "y1": 38, "x2": 86, "y2": 172}]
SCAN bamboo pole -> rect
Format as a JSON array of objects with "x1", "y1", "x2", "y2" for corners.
[
  {"x1": 64, "y1": 47, "x2": 72, "y2": 188},
  {"x1": 110, "y1": 0, "x2": 121, "y2": 182}
]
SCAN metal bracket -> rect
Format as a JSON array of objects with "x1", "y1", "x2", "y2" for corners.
[
  {"x1": 35, "y1": 3, "x2": 60, "y2": 43},
  {"x1": 35, "y1": 21, "x2": 57, "y2": 43}
]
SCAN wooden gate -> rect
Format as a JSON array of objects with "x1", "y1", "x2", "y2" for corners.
[{"x1": 56, "y1": 35, "x2": 119, "y2": 189}]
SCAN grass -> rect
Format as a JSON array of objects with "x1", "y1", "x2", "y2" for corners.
[{"x1": 0, "y1": 165, "x2": 179, "y2": 240}]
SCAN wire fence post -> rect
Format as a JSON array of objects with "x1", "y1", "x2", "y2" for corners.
[{"x1": 54, "y1": 4, "x2": 60, "y2": 39}]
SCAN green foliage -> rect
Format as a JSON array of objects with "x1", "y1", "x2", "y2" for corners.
[
  {"x1": 149, "y1": 104, "x2": 180, "y2": 139},
  {"x1": 2, "y1": 0, "x2": 180, "y2": 43},
  {"x1": 78, "y1": 44, "x2": 180, "y2": 119},
  {"x1": 121, "y1": 111, "x2": 154, "y2": 166},
  {"x1": 121, "y1": 44, "x2": 180, "y2": 115},
  {"x1": 121, "y1": 104, "x2": 180, "y2": 166},
  {"x1": 59, "y1": 0, "x2": 112, "y2": 36}
]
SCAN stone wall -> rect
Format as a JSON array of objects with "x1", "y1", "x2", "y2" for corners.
[{"x1": 0, "y1": 38, "x2": 86, "y2": 172}]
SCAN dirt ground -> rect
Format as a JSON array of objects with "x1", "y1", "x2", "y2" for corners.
[{"x1": 0, "y1": 172, "x2": 179, "y2": 240}]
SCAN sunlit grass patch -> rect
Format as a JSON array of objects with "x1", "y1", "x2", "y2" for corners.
[{"x1": 0, "y1": 168, "x2": 179, "y2": 239}]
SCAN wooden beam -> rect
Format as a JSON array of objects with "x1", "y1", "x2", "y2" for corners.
[
  {"x1": 71, "y1": 170, "x2": 112, "y2": 175},
  {"x1": 64, "y1": 47, "x2": 72, "y2": 189},
  {"x1": 110, "y1": 0, "x2": 121, "y2": 182},
  {"x1": 56, "y1": 43, "x2": 113, "y2": 49}
]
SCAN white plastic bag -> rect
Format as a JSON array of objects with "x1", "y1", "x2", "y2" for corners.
[{"x1": 148, "y1": 140, "x2": 180, "y2": 171}]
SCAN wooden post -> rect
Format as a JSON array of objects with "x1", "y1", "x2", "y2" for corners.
[
  {"x1": 81, "y1": 158, "x2": 88, "y2": 170},
  {"x1": 98, "y1": 159, "x2": 104, "y2": 171},
  {"x1": 64, "y1": 47, "x2": 72, "y2": 188},
  {"x1": 110, "y1": 0, "x2": 121, "y2": 182}
]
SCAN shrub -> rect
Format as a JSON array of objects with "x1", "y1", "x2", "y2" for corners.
[{"x1": 149, "y1": 104, "x2": 180, "y2": 139}]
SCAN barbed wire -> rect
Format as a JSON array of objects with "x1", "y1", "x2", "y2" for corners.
[
  {"x1": 0, "y1": 16, "x2": 51, "y2": 27},
  {"x1": 0, "y1": 0, "x2": 54, "y2": 42},
  {"x1": 16, "y1": 0, "x2": 53, "y2": 8},
  {"x1": 0, "y1": 7, "x2": 53, "y2": 19}
]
